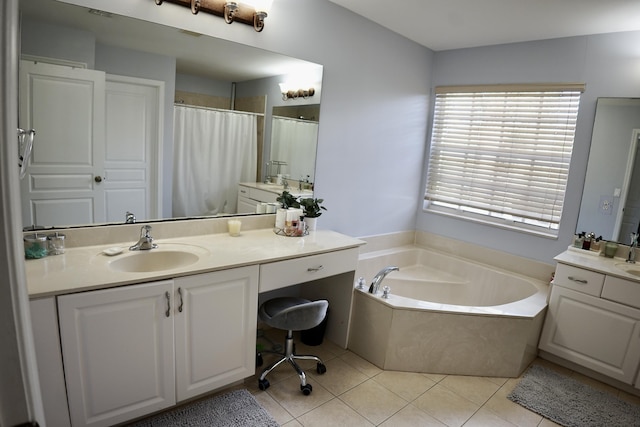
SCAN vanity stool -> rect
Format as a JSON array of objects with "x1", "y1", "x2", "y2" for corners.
[{"x1": 256, "y1": 297, "x2": 328, "y2": 395}]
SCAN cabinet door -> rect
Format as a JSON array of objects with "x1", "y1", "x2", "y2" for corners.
[
  {"x1": 174, "y1": 266, "x2": 259, "y2": 401},
  {"x1": 58, "y1": 281, "x2": 175, "y2": 427},
  {"x1": 539, "y1": 285, "x2": 640, "y2": 384}
]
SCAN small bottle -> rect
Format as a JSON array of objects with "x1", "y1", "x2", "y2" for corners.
[
  {"x1": 574, "y1": 233, "x2": 584, "y2": 248},
  {"x1": 297, "y1": 216, "x2": 306, "y2": 236}
]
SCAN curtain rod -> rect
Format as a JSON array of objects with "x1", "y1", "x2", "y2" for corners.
[
  {"x1": 174, "y1": 102, "x2": 264, "y2": 117},
  {"x1": 272, "y1": 115, "x2": 319, "y2": 123}
]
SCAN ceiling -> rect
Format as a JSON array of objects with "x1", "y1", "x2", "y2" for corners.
[{"x1": 328, "y1": 0, "x2": 640, "y2": 51}]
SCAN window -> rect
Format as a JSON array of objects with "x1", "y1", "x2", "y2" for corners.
[{"x1": 425, "y1": 84, "x2": 584, "y2": 236}]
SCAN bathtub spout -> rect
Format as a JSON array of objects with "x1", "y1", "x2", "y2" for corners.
[{"x1": 368, "y1": 266, "x2": 399, "y2": 294}]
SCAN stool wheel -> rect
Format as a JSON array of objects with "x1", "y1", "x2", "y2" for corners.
[
  {"x1": 316, "y1": 363, "x2": 327, "y2": 374},
  {"x1": 258, "y1": 378, "x2": 270, "y2": 391},
  {"x1": 300, "y1": 383, "x2": 313, "y2": 395}
]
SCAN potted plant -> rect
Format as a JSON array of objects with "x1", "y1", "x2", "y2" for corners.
[
  {"x1": 276, "y1": 191, "x2": 300, "y2": 209},
  {"x1": 299, "y1": 197, "x2": 327, "y2": 231}
]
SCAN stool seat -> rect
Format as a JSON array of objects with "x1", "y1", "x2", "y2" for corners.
[
  {"x1": 257, "y1": 297, "x2": 328, "y2": 395},
  {"x1": 259, "y1": 297, "x2": 328, "y2": 331}
]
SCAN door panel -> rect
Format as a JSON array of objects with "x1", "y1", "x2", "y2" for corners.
[
  {"x1": 19, "y1": 60, "x2": 105, "y2": 227},
  {"x1": 104, "y1": 76, "x2": 163, "y2": 222}
]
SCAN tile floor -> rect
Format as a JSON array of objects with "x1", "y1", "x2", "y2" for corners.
[{"x1": 222, "y1": 328, "x2": 640, "y2": 427}]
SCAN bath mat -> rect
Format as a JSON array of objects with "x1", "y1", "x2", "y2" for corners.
[
  {"x1": 127, "y1": 389, "x2": 279, "y2": 427},
  {"x1": 507, "y1": 364, "x2": 640, "y2": 427}
]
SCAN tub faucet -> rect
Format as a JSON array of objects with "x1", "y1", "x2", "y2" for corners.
[
  {"x1": 627, "y1": 232, "x2": 638, "y2": 263},
  {"x1": 130, "y1": 225, "x2": 157, "y2": 251},
  {"x1": 369, "y1": 266, "x2": 399, "y2": 294}
]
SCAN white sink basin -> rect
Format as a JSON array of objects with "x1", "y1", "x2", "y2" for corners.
[
  {"x1": 107, "y1": 245, "x2": 207, "y2": 273},
  {"x1": 614, "y1": 262, "x2": 640, "y2": 277}
]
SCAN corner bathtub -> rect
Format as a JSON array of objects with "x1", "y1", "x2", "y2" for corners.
[{"x1": 348, "y1": 246, "x2": 549, "y2": 377}]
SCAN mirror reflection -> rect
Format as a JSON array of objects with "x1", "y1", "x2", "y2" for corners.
[
  {"x1": 18, "y1": 0, "x2": 322, "y2": 229},
  {"x1": 576, "y1": 97, "x2": 640, "y2": 243},
  {"x1": 269, "y1": 104, "x2": 320, "y2": 185}
]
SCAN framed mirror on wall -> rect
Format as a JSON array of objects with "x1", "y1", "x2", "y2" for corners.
[
  {"x1": 18, "y1": 0, "x2": 323, "y2": 229},
  {"x1": 576, "y1": 97, "x2": 640, "y2": 244}
]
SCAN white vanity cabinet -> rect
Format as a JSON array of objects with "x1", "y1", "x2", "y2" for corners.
[
  {"x1": 237, "y1": 185, "x2": 279, "y2": 213},
  {"x1": 539, "y1": 259, "x2": 640, "y2": 386},
  {"x1": 58, "y1": 280, "x2": 176, "y2": 427},
  {"x1": 174, "y1": 267, "x2": 258, "y2": 401},
  {"x1": 55, "y1": 266, "x2": 258, "y2": 427}
]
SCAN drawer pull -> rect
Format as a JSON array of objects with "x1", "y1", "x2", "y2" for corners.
[
  {"x1": 307, "y1": 265, "x2": 324, "y2": 272},
  {"x1": 568, "y1": 276, "x2": 588, "y2": 284},
  {"x1": 165, "y1": 291, "x2": 171, "y2": 317}
]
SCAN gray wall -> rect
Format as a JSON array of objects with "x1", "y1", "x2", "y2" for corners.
[{"x1": 418, "y1": 31, "x2": 640, "y2": 263}]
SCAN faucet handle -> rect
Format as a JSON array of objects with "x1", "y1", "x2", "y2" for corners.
[{"x1": 355, "y1": 277, "x2": 366, "y2": 290}]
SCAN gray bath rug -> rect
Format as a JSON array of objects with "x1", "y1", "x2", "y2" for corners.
[
  {"x1": 127, "y1": 389, "x2": 279, "y2": 427},
  {"x1": 507, "y1": 364, "x2": 640, "y2": 427}
]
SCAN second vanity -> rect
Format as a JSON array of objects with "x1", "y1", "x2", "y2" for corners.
[
  {"x1": 539, "y1": 247, "x2": 640, "y2": 392},
  {"x1": 236, "y1": 182, "x2": 313, "y2": 214},
  {"x1": 27, "y1": 219, "x2": 363, "y2": 427}
]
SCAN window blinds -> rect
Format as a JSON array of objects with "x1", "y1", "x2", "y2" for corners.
[{"x1": 425, "y1": 84, "x2": 584, "y2": 233}]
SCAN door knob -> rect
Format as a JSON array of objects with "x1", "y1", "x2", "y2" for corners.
[{"x1": 94, "y1": 176, "x2": 104, "y2": 183}]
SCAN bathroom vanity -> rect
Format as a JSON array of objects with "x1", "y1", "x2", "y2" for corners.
[
  {"x1": 27, "y1": 223, "x2": 363, "y2": 427},
  {"x1": 539, "y1": 248, "x2": 640, "y2": 392},
  {"x1": 236, "y1": 182, "x2": 312, "y2": 213}
]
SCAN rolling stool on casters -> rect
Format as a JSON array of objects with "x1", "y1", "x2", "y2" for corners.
[{"x1": 256, "y1": 297, "x2": 328, "y2": 395}]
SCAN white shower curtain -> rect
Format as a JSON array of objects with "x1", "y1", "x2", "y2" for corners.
[
  {"x1": 270, "y1": 116, "x2": 318, "y2": 182},
  {"x1": 173, "y1": 105, "x2": 257, "y2": 216}
]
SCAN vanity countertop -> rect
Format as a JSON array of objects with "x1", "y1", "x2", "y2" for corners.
[
  {"x1": 239, "y1": 181, "x2": 313, "y2": 197},
  {"x1": 555, "y1": 247, "x2": 640, "y2": 282},
  {"x1": 26, "y1": 229, "x2": 364, "y2": 298}
]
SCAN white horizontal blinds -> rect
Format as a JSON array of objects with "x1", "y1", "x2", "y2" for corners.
[{"x1": 426, "y1": 84, "x2": 584, "y2": 232}]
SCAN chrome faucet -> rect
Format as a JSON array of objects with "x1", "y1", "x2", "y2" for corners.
[
  {"x1": 369, "y1": 266, "x2": 399, "y2": 294},
  {"x1": 125, "y1": 211, "x2": 136, "y2": 224},
  {"x1": 130, "y1": 225, "x2": 157, "y2": 251},
  {"x1": 627, "y1": 232, "x2": 638, "y2": 263}
]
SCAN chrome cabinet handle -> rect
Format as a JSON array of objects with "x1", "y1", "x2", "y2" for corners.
[
  {"x1": 567, "y1": 276, "x2": 588, "y2": 284},
  {"x1": 178, "y1": 287, "x2": 184, "y2": 313},
  {"x1": 165, "y1": 291, "x2": 171, "y2": 317},
  {"x1": 307, "y1": 265, "x2": 324, "y2": 272}
]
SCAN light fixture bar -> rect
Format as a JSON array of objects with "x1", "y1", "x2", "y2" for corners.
[{"x1": 155, "y1": 0, "x2": 269, "y2": 32}]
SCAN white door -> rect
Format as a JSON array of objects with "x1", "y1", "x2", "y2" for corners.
[
  {"x1": 174, "y1": 267, "x2": 259, "y2": 401},
  {"x1": 104, "y1": 75, "x2": 163, "y2": 223},
  {"x1": 19, "y1": 60, "x2": 106, "y2": 228},
  {"x1": 57, "y1": 281, "x2": 175, "y2": 427}
]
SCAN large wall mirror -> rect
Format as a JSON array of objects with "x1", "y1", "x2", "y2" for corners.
[
  {"x1": 18, "y1": 0, "x2": 322, "y2": 229},
  {"x1": 576, "y1": 98, "x2": 640, "y2": 244}
]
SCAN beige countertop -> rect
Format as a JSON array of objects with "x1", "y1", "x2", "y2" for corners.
[
  {"x1": 555, "y1": 247, "x2": 640, "y2": 282},
  {"x1": 27, "y1": 229, "x2": 364, "y2": 298}
]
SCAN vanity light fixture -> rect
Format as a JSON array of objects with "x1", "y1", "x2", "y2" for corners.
[
  {"x1": 279, "y1": 83, "x2": 316, "y2": 101},
  {"x1": 223, "y1": 1, "x2": 239, "y2": 24},
  {"x1": 154, "y1": 0, "x2": 272, "y2": 32}
]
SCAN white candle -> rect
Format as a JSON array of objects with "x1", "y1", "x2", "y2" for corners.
[{"x1": 227, "y1": 219, "x2": 242, "y2": 236}]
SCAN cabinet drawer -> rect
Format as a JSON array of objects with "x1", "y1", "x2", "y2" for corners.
[
  {"x1": 554, "y1": 263, "x2": 604, "y2": 296},
  {"x1": 259, "y1": 248, "x2": 359, "y2": 293},
  {"x1": 602, "y1": 275, "x2": 640, "y2": 309},
  {"x1": 251, "y1": 188, "x2": 279, "y2": 203}
]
